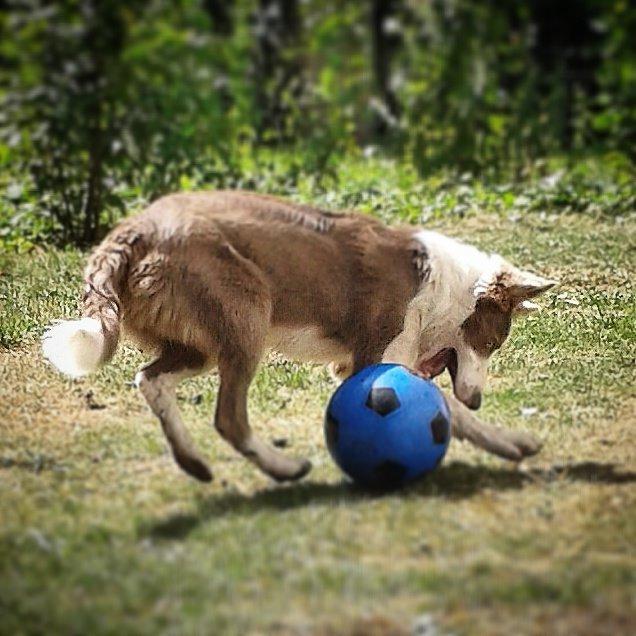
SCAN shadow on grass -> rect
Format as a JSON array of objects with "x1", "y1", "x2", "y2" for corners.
[{"x1": 143, "y1": 460, "x2": 636, "y2": 540}]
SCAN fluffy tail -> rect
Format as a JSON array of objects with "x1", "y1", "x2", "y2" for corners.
[{"x1": 42, "y1": 225, "x2": 141, "y2": 377}]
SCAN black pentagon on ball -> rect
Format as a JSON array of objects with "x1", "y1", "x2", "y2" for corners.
[
  {"x1": 430, "y1": 411, "x2": 450, "y2": 444},
  {"x1": 365, "y1": 387, "x2": 401, "y2": 416},
  {"x1": 372, "y1": 460, "x2": 407, "y2": 489},
  {"x1": 324, "y1": 409, "x2": 340, "y2": 449}
]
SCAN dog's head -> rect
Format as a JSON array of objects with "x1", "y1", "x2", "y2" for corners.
[{"x1": 412, "y1": 232, "x2": 556, "y2": 409}]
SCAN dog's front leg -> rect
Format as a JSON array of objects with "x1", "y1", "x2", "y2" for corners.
[
  {"x1": 447, "y1": 395, "x2": 542, "y2": 461},
  {"x1": 381, "y1": 307, "x2": 421, "y2": 368}
]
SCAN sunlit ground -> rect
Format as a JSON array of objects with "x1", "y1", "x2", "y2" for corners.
[{"x1": 1, "y1": 163, "x2": 634, "y2": 635}]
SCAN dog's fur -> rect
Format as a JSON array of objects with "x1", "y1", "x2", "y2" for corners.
[{"x1": 42, "y1": 191, "x2": 555, "y2": 482}]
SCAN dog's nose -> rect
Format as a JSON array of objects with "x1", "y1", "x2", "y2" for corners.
[{"x1": 466, "y1": 390, "x2": 482, "y2": 410}]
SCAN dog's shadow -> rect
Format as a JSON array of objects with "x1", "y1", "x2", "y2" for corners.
[{"x1": 143, "y1": 460, "x2": 636, "y2": 541}]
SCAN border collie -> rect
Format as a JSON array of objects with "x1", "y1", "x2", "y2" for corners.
[{"x1": 43, "y1": 191, "x2": 555, "y2": 482}]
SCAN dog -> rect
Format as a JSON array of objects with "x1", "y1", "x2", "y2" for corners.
[{"x1": 42, "y1": 191, "x2": 555, "y2": 482}]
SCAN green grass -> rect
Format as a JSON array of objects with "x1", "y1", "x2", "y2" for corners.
[{"x1": 1, "y1": 157, "x2": 635, "y2": 635}]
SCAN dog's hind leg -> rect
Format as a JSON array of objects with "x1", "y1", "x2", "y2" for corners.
[
  {"x1": 191, "y1": 243, "x2": 313, "y2": 482},
  {"x1": 136, "y1": 345, "x2": 213, "y2": 482},
  {"x1": 447, "y1": 395, "x2": 542, "y2": 461},
  {"x1": 215, "y1": 346, "x2": 312, "y2": 482}
]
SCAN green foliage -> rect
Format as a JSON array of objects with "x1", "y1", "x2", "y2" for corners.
[
  {"x1": 1, "y1": 1, "x2": 132, "y2": 244},
  {"x1": 0, "y1": 0, "x2": 254, "y2": 245},
  {"x1": 593, "y1": 0, "x2": 636, "y2": 152},
  {"x1": 402, "y1": 0, "x2": 635, "y2": 173},
  {"x1": 0, "y1": 247, "x2": 84, "y2": 348},
  {"x1": 0, "y1": 0, "x2": 635, "y2": 246},
  {"x1": 1, "y1": 150, "x2": 634, "y2": 256}
]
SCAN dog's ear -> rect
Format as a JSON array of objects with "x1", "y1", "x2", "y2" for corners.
[
  {"x1": 474, "y1": 261, "x2": 556, "y2": 310},
  {"x1": 505, "y1": 269, "x2": 557, "y2": 300}
]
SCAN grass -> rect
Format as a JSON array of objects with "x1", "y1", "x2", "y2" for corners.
[{"x1": 1, "y1": 157, "x2": 635, "y2": 635}]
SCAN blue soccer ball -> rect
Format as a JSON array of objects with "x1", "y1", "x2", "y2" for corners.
[{"x1": 324, "y1": 363, "x2": 451, "y2": 489}]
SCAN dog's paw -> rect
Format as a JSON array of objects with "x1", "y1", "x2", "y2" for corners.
[
  {"x1": 507, "y1": 429, "x2": 543, "y2": 458},
  {"x1": 175, "y1": 451, "x2": 213, "y2": 482},
  {"x1": 290, "y1": 458, "x2": 313, "y2": 481},
  {"x1": 270, "y1": 457, "x2": 312, "y2": 483},
  {"x1": 492, "y1": 428, "x2": 542, "y2": 462}
]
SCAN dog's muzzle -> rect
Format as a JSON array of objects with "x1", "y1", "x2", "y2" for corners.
[
  {"x1": 417, "y1": 349, "x2": 481, "y2": 409},
  {"x1": 464, "y1": 390, "x2": 482, "y2": 410}
]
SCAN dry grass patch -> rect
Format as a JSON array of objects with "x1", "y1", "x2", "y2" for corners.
[{"x1": 1, "y1": 211, "x2": 634, "y2": 635}]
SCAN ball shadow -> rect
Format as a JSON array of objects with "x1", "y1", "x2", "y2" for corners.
[{"x1": 143, "y1": 460, "x2": 636, "y2": 541}]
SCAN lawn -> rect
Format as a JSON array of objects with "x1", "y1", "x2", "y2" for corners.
[{"x1": 1, "y1": 158, "x2": 635, "y2": 635}]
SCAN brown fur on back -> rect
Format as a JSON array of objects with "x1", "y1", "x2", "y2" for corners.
[{"x1": 93, "y1": 190, "x2": 425, "y2": 368}]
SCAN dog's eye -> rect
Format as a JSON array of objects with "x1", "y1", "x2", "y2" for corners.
[{"x1": 487, "y1": 341, "x2": 497, "y2": 353}]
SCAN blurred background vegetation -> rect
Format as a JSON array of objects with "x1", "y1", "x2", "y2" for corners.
[{"x1": 0, "y1": 0, "x2": 634, "y2": 247}]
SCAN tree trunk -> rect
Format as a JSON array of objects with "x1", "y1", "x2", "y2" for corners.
[
  {"x1": 80, "y1": 0, "x2": 127, "y2": 244},
  {"x1": 82, "y1": 7, "x2": 106, "y2": 245},
  {"x1": 371, "y1": 0, "x2": 402, "y2": 137},
  {"x1": 83, "y1": 114, "x2": 103, "y2": 245},
  {"x1": 203, "y1": 0, "x2": 234, "y2": 35},
  {"x1": 529, "y1": 0, "x2": 602, "y2": 149},
  {"x1": 253, "y1": 0, "x2": 302, "y2": 140}
]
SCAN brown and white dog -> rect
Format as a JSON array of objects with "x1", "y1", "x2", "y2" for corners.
[{"x1": 42, "y1": 191, "x2": 555, "y2": 483}]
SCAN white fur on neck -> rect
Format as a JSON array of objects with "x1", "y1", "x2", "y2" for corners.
[{"x1": 410, "y1": 230, "x2": 504, "y2": 353}]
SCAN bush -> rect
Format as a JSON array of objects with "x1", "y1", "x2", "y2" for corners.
[{"x1": 0, "y1": 0, "x2": 634, "y2": 247}]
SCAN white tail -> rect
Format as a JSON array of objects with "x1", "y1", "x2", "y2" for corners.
[{"x1": 42, "y1": 317, "x2": 106, "y2": 378}]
